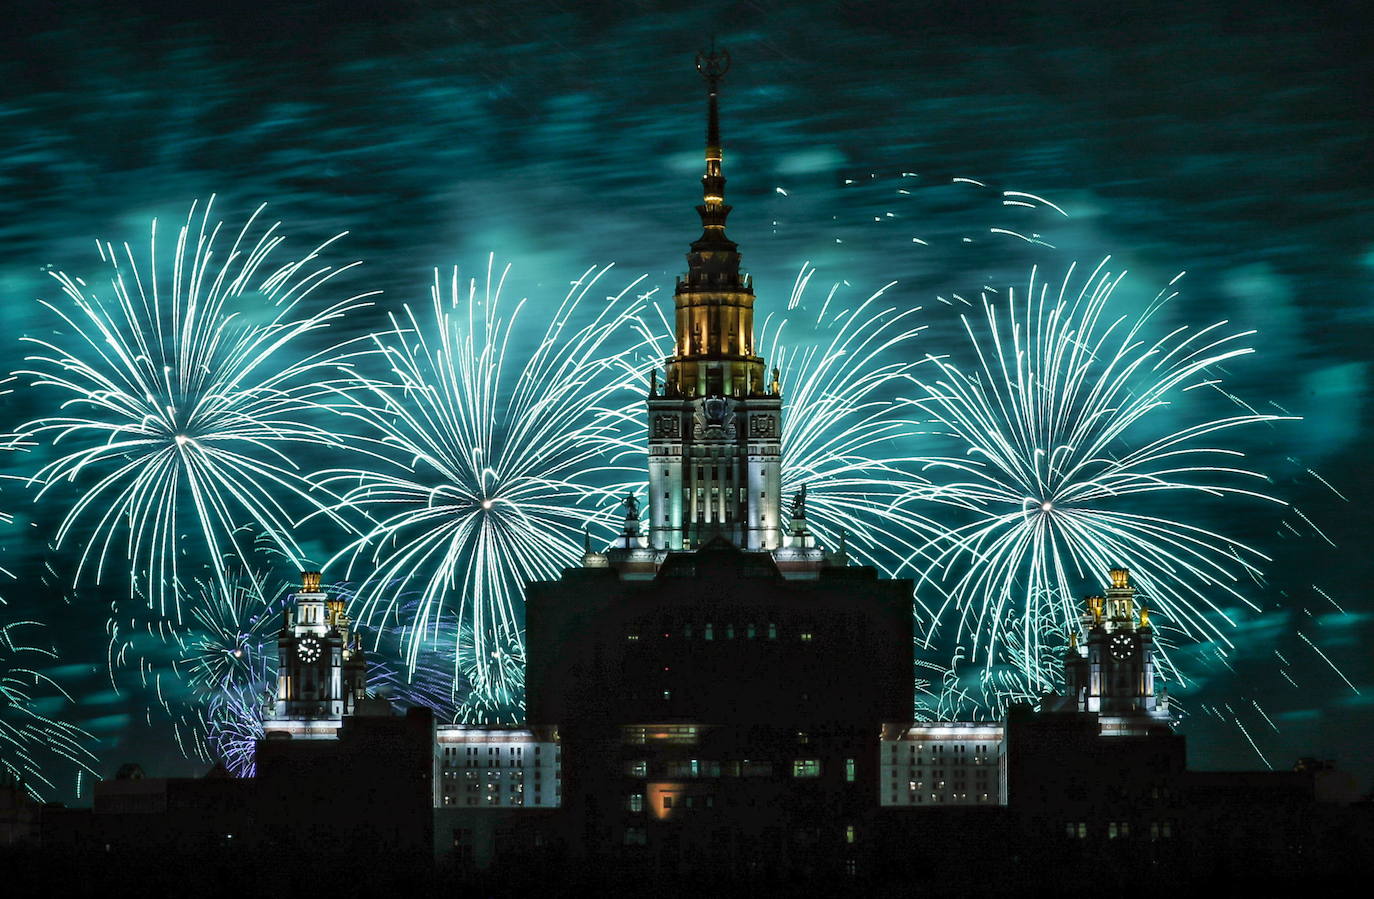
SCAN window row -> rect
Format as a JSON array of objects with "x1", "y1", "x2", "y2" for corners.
[{"x1": 627, "y1": 623, "x2": 785, "y2": 641}]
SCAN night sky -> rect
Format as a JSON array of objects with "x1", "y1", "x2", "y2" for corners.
[{"x1": 2, "y1": 0, "x2": 1371, "y2": 796}]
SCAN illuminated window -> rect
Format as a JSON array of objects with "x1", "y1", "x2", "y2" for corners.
[
  {"x1": 704, "y1": 623, "x2": 714, "y2": 641},
  {"x1": 845, "y1": 824, "x2": 856, "y2": 844},
  {"x1": 768, "y1": 623, "x2": 777, "y2": 640},
  {"x1": 792, "y1": 759, "x2": 821, "y2": 778},
  {"x1": 845, "y1": 759, "x2": 856, "y2": 782},
  {"x1": 663, "y1": 690, "x2": 671, "y2": 701},
  {"x1": 747, "y1": 624, "x2": 757, "y2": 639},
  {"x1": 800, "y1": 632, "x2": 813, "y2": 642},
  {"x1": 627, "y1": 760, "x2": 648, "y2": 778}
]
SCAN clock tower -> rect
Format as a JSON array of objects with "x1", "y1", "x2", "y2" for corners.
[
  {"x1": 264, "y1": 571, "x2": 368, "y2": 738},
  {"x1": 646, "y1": 45, "x2": 783, "y2": 552},
  {"x1": 1061, "y1": 567, "x2": 1171, "y2": 736}
]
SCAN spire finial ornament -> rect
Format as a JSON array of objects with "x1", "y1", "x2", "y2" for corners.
[
  {"x1": 692, "y1": 43, "x2": 734, "y2": 247},
  {"x1": 695, "y1": 39, "x2": 731, "y2": 152}
]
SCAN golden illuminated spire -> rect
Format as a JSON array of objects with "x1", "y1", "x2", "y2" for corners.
[
  {"x1": 694, "y1": 42, "x2": 732, "y2": 246},
  {"x1": 301, "y1": 570, "x2": 322, "y2": 593},
  {"x1": 663, "y1": 46, "x2": 765, "y2": 399}
]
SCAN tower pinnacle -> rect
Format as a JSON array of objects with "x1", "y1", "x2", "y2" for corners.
[{"x1": 694, "y1": 43, "x2": 732, "y2": 246}]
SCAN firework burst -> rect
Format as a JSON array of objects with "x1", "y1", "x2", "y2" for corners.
[
  {"x1": 174, "y1": 561, "x2": 286, "y2": 695},
  {"x1": 903, "y1": 258, "x2": 1289, "y2": 699},
  {"x1": 18, "y1": 199, "x2": 375, "y2": 615},
  {"x1": 322, "y1": 258, "x2": 650, "y2": 715}
]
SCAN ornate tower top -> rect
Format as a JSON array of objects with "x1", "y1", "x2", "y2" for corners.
[{"x1": 664, "y1": 45, "x2": 766, "y2": 399}]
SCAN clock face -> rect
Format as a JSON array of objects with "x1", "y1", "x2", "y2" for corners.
[
  {"x1": 1110, "y1": 633, "x2": 1133, "y2": 662},
  {"x1": 299, "y1": 636, "x2": 322, "y2": 664}
]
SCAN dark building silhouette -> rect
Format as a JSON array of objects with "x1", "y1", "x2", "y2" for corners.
[
  {"x1": 255, "y1": 706, "x2": 435, "y2": 863},
  {"x1": 527, "y1": 539, "x2": 911, "y2": 876}
]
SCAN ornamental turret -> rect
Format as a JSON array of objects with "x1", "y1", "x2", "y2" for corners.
[
  {"x1": 264, "y1": 571, "x2": 368, "y2": 737},
  {"x1": 1061, "y1": 567, "x2": 1170, "y2": 736}
]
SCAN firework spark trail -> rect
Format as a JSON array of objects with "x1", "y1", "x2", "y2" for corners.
[
  {"x1": 17, "y1": 199, "x2": 376, "y2": 616},
  {"x1": 206, "y1": 681, "x2": 266, "y2": 777},
  {"x1": 1252, "y1": 699, "x2": 1280, "y2": 733},
  {"x1": 321, "y1": 258, "x2": 651, "y2": 717},
  {"x1": 0, "y1": 619, "x2": 98, "y2": 798},
  {"x1": 900, "y1": 258, "x2": 1292, "y2": 699},
  {"x1": 1228, "y1": 704, "x2": 1273, "y2": 769},
  {"x1": 365, "y1": 593, "x2": 464, "y2": 721},
  {"x1": 1297, "y1": 631, "x2": 1359, "y2": 694}
]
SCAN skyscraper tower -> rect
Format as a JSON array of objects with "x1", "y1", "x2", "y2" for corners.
[{"x1": 647, "y1": 46, "x2": 783, "y2": 552}]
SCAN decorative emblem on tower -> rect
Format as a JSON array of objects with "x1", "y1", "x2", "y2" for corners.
[{"x1": 646, "y1": 47, "x2": 784, "y2": 552}]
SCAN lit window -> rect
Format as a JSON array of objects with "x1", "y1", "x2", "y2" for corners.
[
  {"x1": 792, "y1": 759, "x2": 821, "y2": 778},
  {"x1": 627, "y1": 760, "x2": 647, "y2": 777},
  {"x1": 845, "y1": 824, "x2": 856, "y2": 844},
  {"x1": 663, "y1": 690, "x2": 671, "y2": 701},
  {"x1": 747, "y1": 624, "x2": 757, "y2": 639},
  {"x1": 800, "y1": 632, "x2": 813, "y2": 642},
  {"x1": 845, "y1": 759, "x2": 856, "y2": 783},
  {"x1": 704, "y1": 623, "x2": 714, "y2": 641},
  {"x1": 768, "y1": 623, "x2": 777, "y2": 640}
]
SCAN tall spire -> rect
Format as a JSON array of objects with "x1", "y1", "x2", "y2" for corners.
[{"x1": 691, "y1": 44, "x2": 739, "y2": 271}]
